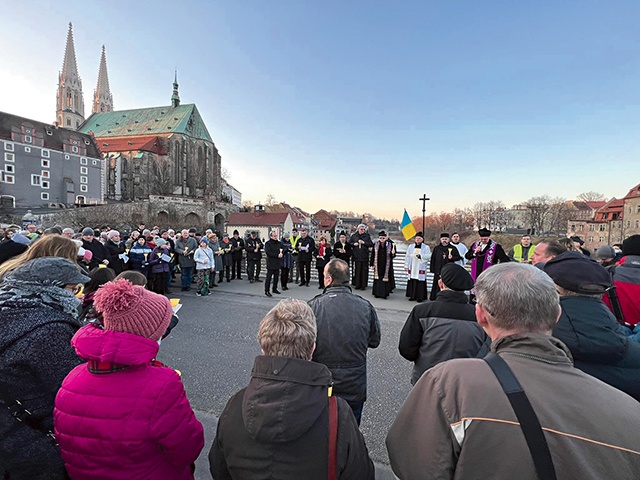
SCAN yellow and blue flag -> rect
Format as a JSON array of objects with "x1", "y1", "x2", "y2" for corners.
[{"x1": 401, "y1": 209, "x2": 417, "y2": 240}]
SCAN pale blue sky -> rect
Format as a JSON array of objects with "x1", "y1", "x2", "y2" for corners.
[{"x1": 1, "y1": 1, "x2": 639, "y2": 220}]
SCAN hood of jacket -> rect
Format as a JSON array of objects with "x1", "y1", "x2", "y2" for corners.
[
  {"x1": 242, "y1": 356, "x2": 333, "y2": 444},
  {"x1": 71, "y1": 324, "x2": 159, "y2": 366}
]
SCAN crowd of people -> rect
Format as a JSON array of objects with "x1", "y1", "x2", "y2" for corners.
[{"x1": 1, "y1": 220, "x2": 639, "y2": 479}]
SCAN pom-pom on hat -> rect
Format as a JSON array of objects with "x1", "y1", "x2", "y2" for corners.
[{"x1": 93, "y1": 279, "x2": 172, "y2": 342}]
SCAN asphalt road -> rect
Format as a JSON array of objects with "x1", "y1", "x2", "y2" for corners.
[{"x1": 157, "y1": 279, "x2": 415, "y2": 479}]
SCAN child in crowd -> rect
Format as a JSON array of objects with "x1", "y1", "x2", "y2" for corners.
[
  {"x1": 79, "y1": 266, "x2": 116, "y2": 324},
  {"x1": 54, "y1": 279, "x2": 204, "y2": 479},
  {"x1": 194, "y1": 239, "x2": 214, "y2": 296}
]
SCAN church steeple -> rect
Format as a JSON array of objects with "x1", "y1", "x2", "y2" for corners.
[
  {"x1": 171, "y1": 70, "x2": 180, "y2": 108},
  {"x1": 93, "y1": 45, "x2": 113, "y2": 113},
  {"x1": 56, "y1": 22, "x2": 85, "y2": 130}
]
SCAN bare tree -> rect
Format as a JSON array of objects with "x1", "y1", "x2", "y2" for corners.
[
  {"x1": 221, "y1": 167, "x2": 231, "y2": 182},
  {"x1": 241, "y1": 200, "x2": 254, "y2": 212},
  {"x1": 545, "y1": 197, "x2": 573, "y2": 236},
  {"x1": 149, "y1": 156, "x2": 174, "y2": 195},
  {"x1": 523, "y1": 196, "x2": 552, "y2": 234},
  {"x1": 264, "y1": 194, "x2": 277, "y2": 207},
  {"x1": 577, "y1": 191, "x2": 605, "y2": 202}
]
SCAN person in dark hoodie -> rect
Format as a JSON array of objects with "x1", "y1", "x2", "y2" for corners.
[
  {"x1": 0, "y1": 231, "x2": 30, "y2": 265},
  {"x1": 209, "y1": 298, "x2": 374, "y2": 480},
  {"x1": 0, "y1": 257, "x2": 90, "y2": 480},
  {"x1": 544, "y1": 251, "x2": 640, "y2": 401}
]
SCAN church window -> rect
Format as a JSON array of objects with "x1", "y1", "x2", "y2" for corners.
[
  {"x1": 76, "y1": 121, "x2": 80, "y2": 128},
  {"x1": 41, "y1": 192, "x2": 49, "y2": 201},
  {"x1": 66, "y1": 92, "x2": 72, "y2": 108},
  {"x1": 66, "y1": 119, "x2": 71, "y2": 126},
  {"x1": 31, "y1": 175, "x2": 41, "y2": 186},
  {"x1": 4, "y1": 153, "x2": 14, "y2": 162},
  {"x1": 42, "y1": 149, "x2": 50, "y2": 158}
]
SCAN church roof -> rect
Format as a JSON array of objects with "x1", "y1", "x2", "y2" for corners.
[
  {"x1": 79, "y1": 103, "x2": 213, "y2": 142},
  {"x1": 98, "y1": 135, "x2": 167, "y2": 155}
]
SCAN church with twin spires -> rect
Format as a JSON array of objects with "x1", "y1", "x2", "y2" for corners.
[{"x1": 58, "y1": 23, "x2": 224, "y2": 204}]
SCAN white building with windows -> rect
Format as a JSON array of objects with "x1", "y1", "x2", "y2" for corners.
[{"x1": 0, "y1": 111, "x2": 103, "y2": 208}]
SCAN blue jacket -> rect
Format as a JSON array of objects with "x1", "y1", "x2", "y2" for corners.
[{"x1": 553, "y1": 296, "x2": 640, "y2": 401}]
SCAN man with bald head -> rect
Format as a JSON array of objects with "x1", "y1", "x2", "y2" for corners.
[{"x1": 531, "y1": 241, "x2": 567, "y2": 268}]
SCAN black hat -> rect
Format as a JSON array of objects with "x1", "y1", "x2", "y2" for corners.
[
  {"x1": 378, "y1": 230, "x2": 387, "y2": 236},
  {"x1": 233, "y1": 230, "x2": 239, "y2": 235},
  {"x1": 188, "y1": 228, "x2": 197, "y2": 233},
  {"x1": 292, "y1": 228, "x2": 298, "y2": 232},
  {"x1": 440, "y1": 232, "x2": 450, "y2": 238},
  {"x1": 415, "y1": 232, "x2": 424, "y2": 238},
  {"x1": 544, "y1": 251, "x2": 611, "y2": 294},
  {"x1": 440, "y1": 263, "x2": 474, "y2": 291},
  {"x1": 622, "y1": 235, "x2": 640, "y2": 256},
  {"x1": 569, "y1": 236, "x2": 584, "y2": 246},
  {"x1": 478, "y1": 228, "x2": 491, "y2": 236}
]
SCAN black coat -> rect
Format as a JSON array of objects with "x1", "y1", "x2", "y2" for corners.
[
  {"x1": 349, "y1": 232, "x2": 373, "y2": 262},
  {"x1": 333, "y1": 240, "x2": 352, "y2": 263},
  {"x1": 230, "y1": 237, "x2": 245, "y2": 260},
  {"x1": 0, "y1": 240, "x2": 28, "y2": 265},
  {"x1": 245, "y1": 237, "x2": 263, "y2": 261},
  {"x1": 308, "y1": 285, "x2": 381, "y2": 404},
  {"x1": 430, "y1": 243, "x2": 462, "y2": 274},
  {"x1": 81, "y1": 238, "x2": 109, "y2": 270},
  {"x1": 399, "y1": 290, "x2": 488, "y2": 384},
  {"x1": 0, "y1": 283, "x2": 83, "y2": 479},
  {"x1": 264, "y1": 238, "x2": 282, "y2": 270},
  {"x1": 209, "y1": 356, "x2": 374, "y2": 480},
  {"x1": 315, "y1": 244, "x2": 332, "y2": 270},
  {"x1": 104, "y1": 239, "x2": 126, "y2": 274},
  {"x1": 297, "y1": 236, "x2": 316, "y2": 262}
]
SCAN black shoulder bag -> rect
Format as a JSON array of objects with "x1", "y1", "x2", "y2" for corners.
[{"x1": 484, "y1": 352, "x2": 557, "y2": 480}]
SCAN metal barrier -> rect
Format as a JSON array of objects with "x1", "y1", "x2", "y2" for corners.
[{"x1": 255, "y1": 252, "x2": 435, "y2": 289}]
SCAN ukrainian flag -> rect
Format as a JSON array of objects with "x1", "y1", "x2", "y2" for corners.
[{"x1": 401, "y1": 209, "x2": 417, "y2": 240}]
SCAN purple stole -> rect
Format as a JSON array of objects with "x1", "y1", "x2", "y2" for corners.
[{"x1": 471, "y1": 240, "x2": 497, "y2": 280}]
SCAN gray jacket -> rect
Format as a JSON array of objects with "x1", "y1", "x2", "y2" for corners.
[
  {"x1": 308, "y1": 285, "x2": 380, "y2": 404},
  {"x1": 174, "y1": 236, "x2": 198, "y2": 268},
  {"x1": 387, "y1": 333, "x2": 640, "y2": 480}
]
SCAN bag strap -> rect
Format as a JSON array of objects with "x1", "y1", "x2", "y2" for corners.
[
  {"x1": 605, "y1": 266, "x2": 630, "y2": 327},
  {"x1": 484, "y1": 352, "x2": 557, "y2": 480},
  {"x1": 328, "y1": 395, "x2": 338, "y2": 480}
]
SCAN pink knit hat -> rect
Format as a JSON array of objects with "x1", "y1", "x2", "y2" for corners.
[
  {"x1": 93, "y1": 279, "x2": 172, "y2": 342},
  {"x1": 107, "y1": 229, "x2": 120, "y2": 239}
]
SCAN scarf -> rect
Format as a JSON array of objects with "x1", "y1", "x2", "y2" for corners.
[
  {"x1": 373, "y1": 240, "x2": 392, "y2": 281},
  {"x1": 471, "y1": 240, "x2": 497, "y2": 279},
  {"x1": 318, "y1": 244, "x2": 326, "y2": 257},
  {"x1": 0, "y1": 279, "x2": 81, "y2": 318}
]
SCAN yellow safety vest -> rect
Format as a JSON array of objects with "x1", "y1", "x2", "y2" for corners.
[{"x1": 513, "y1": 243, "x2": 536, "y2": 263}]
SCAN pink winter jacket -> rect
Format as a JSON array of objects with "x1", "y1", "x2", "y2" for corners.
[{"x1": 54, "y1": 325, "x2": 204, "y2": 480}]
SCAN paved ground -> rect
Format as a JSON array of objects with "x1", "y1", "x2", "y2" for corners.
[{"x1": 158, "y1": 275, "x2": 418, "y2": 479}]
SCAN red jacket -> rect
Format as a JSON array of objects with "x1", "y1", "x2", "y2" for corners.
[
  {"x1": 54, "y1": 325, "x2": 204, "y2": 479},
  {"x1": 602, "y1": 255, "x2": 640, "y2": 326}
]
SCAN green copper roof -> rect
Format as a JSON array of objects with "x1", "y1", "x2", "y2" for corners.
[{"x1": 79, "y1": 104, "x2": 213, "y2": 142}]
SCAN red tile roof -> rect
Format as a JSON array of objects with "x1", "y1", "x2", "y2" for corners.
[
  {"x1": 624, "y1": 183, "x2": 640, "y2": 199},
  {"x1": 227, "y1": 212, "x2": 290, "y2": 226},
  {"x1": 97, "y1": 135, "x2": 167, "y2": 154}
]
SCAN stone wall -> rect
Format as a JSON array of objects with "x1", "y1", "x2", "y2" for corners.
[{"x1": 10, "y1": 196, "x2": 237, "y2": 232}]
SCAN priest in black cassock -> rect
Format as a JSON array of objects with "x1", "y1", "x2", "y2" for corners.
[
  {"x1": 370, "y1": 231, "x2": 396, "y2": 299},
  {"x1": 429, "y1": 233, "x2": 462, "y2": 300}
]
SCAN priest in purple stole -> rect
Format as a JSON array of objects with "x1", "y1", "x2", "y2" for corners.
[{"x1": 465, "y1": 228, "x2": 511, "y2": 281}]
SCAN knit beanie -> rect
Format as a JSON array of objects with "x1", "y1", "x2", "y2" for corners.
[
  {"x1": 622, "y1": 235, "x2": 640, "y2": 256},
  {"x1": 107, "y1": 229, "x2": 120, "y2": 240},
  {"x1": 82, "y1": 227, "x2": 95, "y2": 236},
  {"x1": 93, "y1": 279, "x2": 172, "y2": 342}
]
